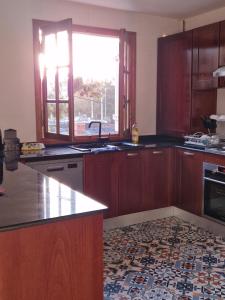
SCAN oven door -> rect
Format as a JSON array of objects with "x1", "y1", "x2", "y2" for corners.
[{"x1": 204, "y1": 173, "x2": 225, "y2": 223}]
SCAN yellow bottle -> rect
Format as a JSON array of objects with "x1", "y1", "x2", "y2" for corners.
[{"x1": 131, "y1": 123, "x2": 139, "y2": 144}]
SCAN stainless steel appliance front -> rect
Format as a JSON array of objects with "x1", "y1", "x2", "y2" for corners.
[{"x1": 203, "y1": 162, "x2": 225, "y2": 225}]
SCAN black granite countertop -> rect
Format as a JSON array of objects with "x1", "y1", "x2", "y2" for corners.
[
  {"x1": 0, "y1": 158, "x2": 106, "y2": 232},
  {"x1": 20, "y1": 146, "x2": 83, "y2": 162},
  {"x1": 19, "y1": 135, "x2": 182, "y2": 162},
  {"x1": 2, "y1": 135, "x2": 225, "y2": 232}
]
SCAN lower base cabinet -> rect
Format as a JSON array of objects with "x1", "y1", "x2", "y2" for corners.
[
  {"x1": 84, "y1": 149, "x2": 174, "y2": 218},
  {"x1": 117, "y1": 151, "x2": 144, "y2": 216},
  {"x1": 84, "y1": 153, "x2": 118, "y2": 218},
  {"x1": 142, "y1": 148, "x2": 174, "y2": 211},
  {"x1": 176, "y1": 149, "x2": 203, "y2": 215}
]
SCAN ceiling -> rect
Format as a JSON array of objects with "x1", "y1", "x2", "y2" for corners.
[{"x1": 66, "y1": 0, "x2": 225, "y2": 18}]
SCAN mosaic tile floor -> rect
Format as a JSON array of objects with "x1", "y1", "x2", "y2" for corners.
[{"x1": 104, "y1": 217, "x2": 225, "y2": 300}]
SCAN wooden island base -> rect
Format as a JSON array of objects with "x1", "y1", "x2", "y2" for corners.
[{"x1": 0, "y1": 213, "x2": 103, "y2": 300}]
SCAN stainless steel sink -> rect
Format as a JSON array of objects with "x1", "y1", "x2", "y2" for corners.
[
  {"x1": 68, "y1": 141, "x2": 143, "y2": 152},
  {"x1": 69, "y1": 143, "x2": 108, "y2": 152}
]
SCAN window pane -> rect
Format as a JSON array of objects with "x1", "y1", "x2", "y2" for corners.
[
  {"x1": 46, "y1": 68, "x2": 56, "y2": 100},
  {"x1": 57, "y1": 31, "x2": 69, "y2": 66},
  {"x1": 47, "y1": 103, "x2": 56, "y2": 133},
  {"x1": 58, "y1": 67, "x2": 69, "y2": 100},
  {"x1": 45, "y1": 34, "x2": 57, "y2": 68},
  {"x1": 59, "y1": 103, "x2": 69, "y2": 135},
  {"x1": 73, "y1": 33, "x2": 119, "y2": 136}
]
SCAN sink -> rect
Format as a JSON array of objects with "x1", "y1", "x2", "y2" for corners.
[
  {"x1": 69, "y1": 143, "x2": 108, "y2": 152},
  {"x1": 69, "y1": 141, "x2": 143, "y2": 152}
]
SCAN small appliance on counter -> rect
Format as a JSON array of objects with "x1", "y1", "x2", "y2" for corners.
[{"x1": 3, "y1": 129, "x2": 20, "y2": 151}]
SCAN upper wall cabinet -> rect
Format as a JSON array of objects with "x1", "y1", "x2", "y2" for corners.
[
  {"x1": 157, "y1": 31, "x2": 192, "y2": 136},
  {"x1": 219, "y1": 21, "x2": 225, "y2": 88},
  {"x1": 157, "y1": 28, "x2": 217, "y2": 137},
  {"x1": 192, "y1": 23, "x2": 220, "y2": 90}
]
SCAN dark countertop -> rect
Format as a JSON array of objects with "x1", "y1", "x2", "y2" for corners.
[
  {"x1": 1, "y1": 135, "x2": 225, "y2": 232},
  {"x1": 175, "y1": 144, "x2": 225, "y2": 156},
  {"x1": 19, "y1": 135, "x2": 182, "y2": 162},
  {"x1": 0, "y1": 159, "x2": 106, "y2": 232},
  {"x1": 20, "y1": 146, "x2": 84, "y2": 162},
  {"x1": 18, "y1": 135, "x2": 225, "y2": 163}
]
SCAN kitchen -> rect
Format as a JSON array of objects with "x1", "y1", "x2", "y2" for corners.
[{"x1": 1, "y1": 0, "x2": 225, "y2": 299}]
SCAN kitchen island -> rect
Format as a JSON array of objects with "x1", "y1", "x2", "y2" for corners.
[{"x1": 0, "y1": 158, "x2": 106, "y2": 300}]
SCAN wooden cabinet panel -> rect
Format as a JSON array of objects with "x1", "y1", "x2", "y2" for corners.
[
  {"x1": 192, "y1": 23, "x2": 219, "y2": 90},
  {"x1": 84, "y1": 153, "x2": 118, "y2": 218},
  {"x1": 118, "y1": 151, "x2": 143, "y2": 216},
  {"x1": 157, "y1": 27, "x2": 218, "y2": 137},
  {"x1": 0, "y1": 214, "x2": 103, "y2": 300},
  {"x1": 176, "y1": 149, "x2": 203, "y2": 215},
  {"x1": 157, "y1": 31, "x2": 192, "y2": 136},
  {"x1": 142, "y1": 148, "x2": 174, "y2": 210},
  {"x1": 219, "y1": 21, "x2": 225, "y2": 88}
]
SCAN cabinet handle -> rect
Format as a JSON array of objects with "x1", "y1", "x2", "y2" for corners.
[
  {"x1": 47, "y1": 166, "x2": 64, "y2": 172},
  {"x1": 126, "y1": 152, "x2": 139, "y2": 157},
  {"x1": 153, "y1": 151, "x2": 163, "y2": 155},
  {"x1": 183, "y1": 151, "x2": 194, "y2": 156}
]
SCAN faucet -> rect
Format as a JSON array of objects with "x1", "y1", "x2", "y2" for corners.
[{"x1": 88, "y1": 121, "x2": 102, "y2": 139}]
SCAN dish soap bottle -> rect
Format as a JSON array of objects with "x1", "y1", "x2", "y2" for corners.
[{"x1": 131, "y1": 123, "x2": 139, "y2": 144}]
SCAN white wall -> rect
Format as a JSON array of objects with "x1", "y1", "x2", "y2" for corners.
[
  {"x1": 185, "y1": 6, "x2": 225, "y2": 116},
  {"x1": 0, "y1": 0, "x2": 180, "y2": 142},
  {"x1": 185, "y1": 6, "x2": 225, "y2": 30}
]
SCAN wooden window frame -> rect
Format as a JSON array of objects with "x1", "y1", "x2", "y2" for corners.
[{"x1": 33, "y1": 19, "x2": 136, "y2": 144}]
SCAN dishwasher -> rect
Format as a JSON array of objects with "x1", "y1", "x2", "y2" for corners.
[{"x1": 26, "y1": 158, "x2": 83, "y2": 192}]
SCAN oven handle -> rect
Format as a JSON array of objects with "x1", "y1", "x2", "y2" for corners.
[{"x1": 204, "y1": 176, "x2": 225, "y2": 186}]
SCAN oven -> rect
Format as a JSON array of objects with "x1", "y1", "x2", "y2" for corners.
[{"x1": 203, "y1": 162, "x2": 225, "y2": 224}]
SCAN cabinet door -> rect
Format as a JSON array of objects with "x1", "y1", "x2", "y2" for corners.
[
  {"x1": 192, "y1": 23, "x2": 219, "y2": 90},
  {"x1": 118, "y1": 151, "x2": 143, "y2": 216},
  {"x1": 157, "y1": 31, "x2": 192, "y2": 136},
  {"x1": 142, "y1": 148, "x2": 174, "y2": 211},
  {"x1": 84, "y1": 153, "x2": 117, "y2": 218},
  {"x1": 176, "y1": 149, "x2": 203, "y2": 215},
  {"x1": 219, "y1": 21, "x2": 225, "y2": 88}
]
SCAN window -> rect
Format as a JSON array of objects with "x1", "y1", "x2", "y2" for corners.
[{"x1": 33, "y1": 19, "x2": 136, "y2": 142}]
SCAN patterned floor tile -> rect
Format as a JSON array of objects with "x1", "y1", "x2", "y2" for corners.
[{"x1": 104, "y1": 217, "x2": 225, "y2": 300}]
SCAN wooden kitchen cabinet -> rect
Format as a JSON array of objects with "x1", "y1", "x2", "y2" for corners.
[
  {"x1": 176, "y1": 148, "x2": 203, "y2": 215},
  {"x1": 84, "y1": 153, "x2": 118, "y2": 218},
  {"x1": 192, "y1": 22, "x2": 219, "y2": 90},
  {"x1": 218, "y1": 20, "x2": 225, "y2": 88},
  {"x1": 157, "y1": 31, "x2": 192, "y2": 136},
  {"x1": 157, "y1": 27, "x2": 217, "y2": 136},
  {"x1": 142, "y1": 148, "x2": 174, "y2": 210},
  {"x1": 84, "y1": 149, "x2": 174, "y2": 218},
  {"x1": 0, "y1": 214, "x2": 103, "y2": 300},
  {"x1": 117, "y1": 151, "x2": 144, "y2": 216}
]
